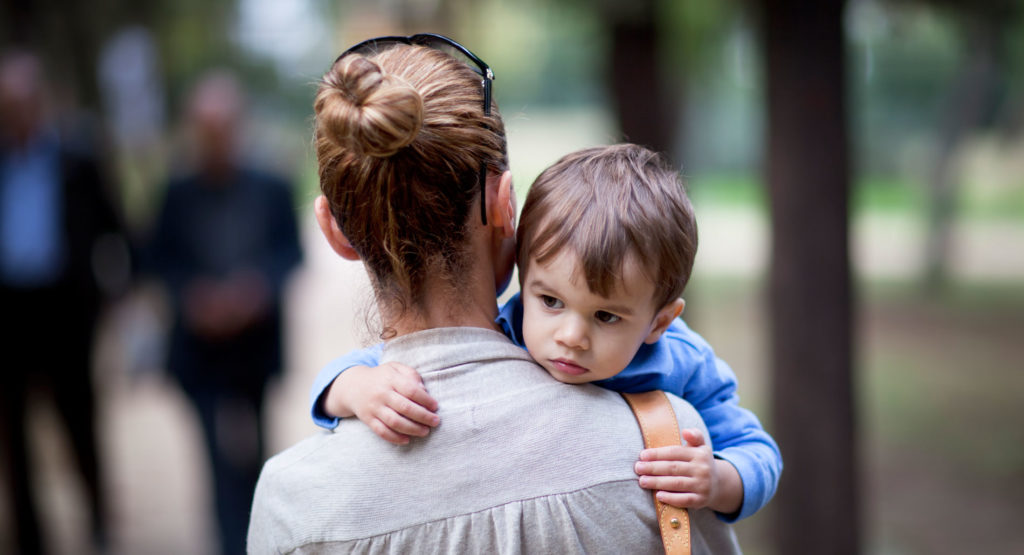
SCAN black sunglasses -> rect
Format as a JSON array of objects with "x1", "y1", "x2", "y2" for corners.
[{"x1": 337, "y1": 33, "x2": 495, "y2": 225}]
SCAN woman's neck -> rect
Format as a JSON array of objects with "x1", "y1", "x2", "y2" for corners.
[
  {"x1": 376, "y1": 187, "x2": 514, "y2": 339},
  {"x1": 382, "y1": 264, "x2": 502, "y2": 338}
]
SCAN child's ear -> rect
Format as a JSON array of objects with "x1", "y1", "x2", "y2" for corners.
[
  {"x1": 644, "y1": 298, "x2": 685, "y2": 344},
  {"x1": 314, "y1": 195, "x2": 360, "y2": 261}
]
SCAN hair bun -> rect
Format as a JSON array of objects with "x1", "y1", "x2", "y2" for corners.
[{"x1": 316, "y1": 54, "x2": 423, "y2": 157}]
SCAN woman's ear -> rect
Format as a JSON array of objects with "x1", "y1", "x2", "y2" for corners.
[
  {"x1": 644, "y1": 298, "x2": 685, "y2": 344},
  {"x1": 314, "y1": 195, "x2": 360, "y2": 260},
  {"x1": 489, "y1": 170, "x2": 516, "y2": 238}
]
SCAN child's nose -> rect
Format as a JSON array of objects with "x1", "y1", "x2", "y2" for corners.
[{"x1": 554, "y1": 315, "x2": 589, "y2": 350}]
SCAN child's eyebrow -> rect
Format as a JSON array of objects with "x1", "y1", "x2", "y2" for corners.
[
  {"x1": 524, "y1": 277, "x2": 556, "y2": 292},
  {"x1": 598, "y1": 303, "x2": 635, "y2": 316}
]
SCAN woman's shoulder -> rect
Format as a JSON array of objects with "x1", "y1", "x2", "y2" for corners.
[{"x1": 381, "y1": 326, "x2": 527, "y2": 368}]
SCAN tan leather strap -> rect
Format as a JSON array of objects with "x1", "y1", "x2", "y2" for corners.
[{"x1": 622, "y1": 391, "x2": 692, "y2": 555}]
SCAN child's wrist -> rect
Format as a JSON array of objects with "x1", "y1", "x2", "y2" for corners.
[
  {"x1": 324, "y1": 369, "x2": 360, "y2": 419},
  {"x1": 708, "y1": 458, "x2": 743, "y2": 514}
]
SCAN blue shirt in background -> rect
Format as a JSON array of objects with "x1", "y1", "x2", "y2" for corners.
[{"x1": 0, "y1": 131, "x2": 65, "y2": 287}]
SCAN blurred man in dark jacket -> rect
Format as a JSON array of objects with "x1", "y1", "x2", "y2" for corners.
[
  {"x1": 0, "y1": 49, "x2": 124, "y2": 554},
  {"x1": 147, "y1": 70, "x2": 302, "y2": 555}
]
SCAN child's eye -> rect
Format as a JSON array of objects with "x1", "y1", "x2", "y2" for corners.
[
  {"x1": 595, "y1": 311, "x2": 621, "y2": 324},
  {"x1": 540, "y1": 295, "x2": 563, "y2": 309}
]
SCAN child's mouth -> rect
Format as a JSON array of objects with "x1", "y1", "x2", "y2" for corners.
[{"x1": 550, "y1": 358, "x2": 588, "y2": 376}]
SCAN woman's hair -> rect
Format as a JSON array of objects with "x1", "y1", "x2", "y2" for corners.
[{"x1": 314, "y1": 44, "x2": 507, "y2": 327}]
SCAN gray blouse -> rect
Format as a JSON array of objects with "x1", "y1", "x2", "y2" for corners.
[{"x1": 248, "y1": 326, "x2": 740, "y2": 554}]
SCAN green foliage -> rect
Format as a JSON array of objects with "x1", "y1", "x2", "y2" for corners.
[
  {"x1": 688, "y1": 170, "x2": 1023, "y2": 221},
  {"x1": 688, "y1": 173, "x2": 766, "y2": 208},
  {"x1": 151, "y1": 0, "x2": 244, "y2": 117},
  {"x1": 850, "y1": 3, "x2": 962, "y2": 176},
  {"x1": 687, "y1": 172, "x2": 924, "y2": 214},
  {"x1": 854, "y1": 176, "x2": 925, "y2": 213},
  {"x1": 960, "y1": 182, "x2": 1024, "y2": 220},
  {"x1": 660, "y1": 0, "x2": 738, "y2": 77},
  {"x1": 476, "y1": 0, "x2": 606, "y2": 108}
]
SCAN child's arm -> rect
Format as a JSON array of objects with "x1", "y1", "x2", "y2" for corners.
[
  {"x1": 680, "y1": 352, "x2": 781, "y2": 521},
  {"x1": 310, "y1": 345, "x2": 440, "y2": 444},
  {"x1": 602, "y1": 319, "x2": 782, "y2": 522},
  {"x1": 310, "y1": 345, "x2": 384, "y2": 429},
  {"x1": 634, "y1": 429, "x2": 744, "y2": 514},
  {"x1": 322, "y1": 362, "x2": 440, "y2": 445}
]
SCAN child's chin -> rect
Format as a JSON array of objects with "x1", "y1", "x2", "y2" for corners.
[{"x1": 545, "y1": 370, "x2": 591, "y2": 385}]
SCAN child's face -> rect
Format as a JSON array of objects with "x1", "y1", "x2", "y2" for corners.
[{"x1": 520, "y1": 250, "x2": 678, "y2": 384}]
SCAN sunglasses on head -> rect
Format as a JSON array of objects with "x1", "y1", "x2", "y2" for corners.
[{"x1": 337, "y1": 33, "x2": 495, "y2": 225}]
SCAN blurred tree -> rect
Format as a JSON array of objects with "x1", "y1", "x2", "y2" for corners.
[
  {"x1": 589, "y1": 0, "x2": 745, "y2": 333},
  {"x1": 0, "y1": 0, "x2": 111, "y2": 109},
  {"x1": 0, "y1": 0, "x2": 248, "y2": 117},
  {"x1": 594, "y1": 0, "x2": 682, "y2": 162},
  {"x1": 918, "y1": 0, "x2": 1018, "y2": 292},
  {"x1": 758, "y1": 0, "x2": 857, "y2": 553},
  {"x1": 396, "y1": 0, "x2": 457, "y2": 37}
]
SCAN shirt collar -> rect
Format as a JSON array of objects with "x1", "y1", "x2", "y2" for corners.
[{"x1": 494, "y1": 292, "x2": 525, "y2": 346}]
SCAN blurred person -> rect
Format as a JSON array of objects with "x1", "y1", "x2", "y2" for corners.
[
  {"x1": 0, "y1": 49, "x2": 123, "y2": 554},
  {"x1": 147, "y1": 70, "x2": 301, "y2": 555}
]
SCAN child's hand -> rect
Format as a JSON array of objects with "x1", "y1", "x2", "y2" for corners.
[
  {"x1": 633, "y1": 428, "x2": 742, "y2": 514},
  {"x1": 323, "y1": 363, "x2": 440, "y2": 445}
]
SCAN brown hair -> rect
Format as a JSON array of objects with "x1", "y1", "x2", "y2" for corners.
[
  {"x1": 314, "y1": 44, "x2": 507, "y2": 324},
  {"x1": 516, "y1": 144, "x2": 697, "y2": 309}
]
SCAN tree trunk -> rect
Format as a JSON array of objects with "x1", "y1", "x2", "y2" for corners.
[
  {"x1": 924, "y1": 13, "x2": 1000, "y2": 293},
  {"x1": 761, "y1": 0, "x2": 857, "y2": 553},
  {"x1": 604, "y1": 0, "x2": 682, "y2": 162},
  {"x1": 0, "y1": 0, "x2": 34, "y2": 44}
]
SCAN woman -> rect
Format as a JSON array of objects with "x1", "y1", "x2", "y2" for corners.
[{"x1": 247, "y1": 34, "x2": 737, "y2": 553}]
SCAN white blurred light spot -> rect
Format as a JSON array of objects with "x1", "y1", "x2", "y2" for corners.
[{"x1": 234, "y1": 0, "x2": 330, "y2": 76}]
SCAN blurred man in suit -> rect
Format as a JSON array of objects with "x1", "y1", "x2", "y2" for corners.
[{"x1": 148, "y1": 71, "x2": 302, "y2": 555}]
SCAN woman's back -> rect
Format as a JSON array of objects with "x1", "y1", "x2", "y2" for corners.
[{"x1": 248, "y1": 327, "x2": 738, "y2": 554}]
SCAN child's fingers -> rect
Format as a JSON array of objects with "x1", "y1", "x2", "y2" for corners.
[
  {"x1": 637, "y1": 445, "x2": 692, "y2": 463},
  {"x1": 391, "y1": 380, "x2": 440, "y2": 415},
  {"x1": 388, "y1": 362, "x2": 424, "y2": 384},
  {"x1": 638, "y1": 474, "x2": 699, "y2": 492},
  {"x1": 638, "y1": 431, "x2": 705, "y2": 461},
  {"x1": 654, "y1": 491, "x2": 705, "y2": 509},
  {"x1": 388, "y1": 364, "x2": 440, "y2": 413},
  {"x1": 634, "y1": 459, "x2": 700, "y2": 479},
  {"x1": 377, "y1": 406, "x2": 432, "y2": 438},
  {"x1": 366, "y1": 418, "x2": 412, "y2": 445},
  {"x1": 387, "y1": 391, "x2": 440, "y2": 428},
  {"x1": 680, "y1": 428, "x2": 705, "y2": 447}
]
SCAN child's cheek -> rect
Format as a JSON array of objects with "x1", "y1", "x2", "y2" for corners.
[{"x1": 522, "y1": 326, "x2": 543, "y2": 362}]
